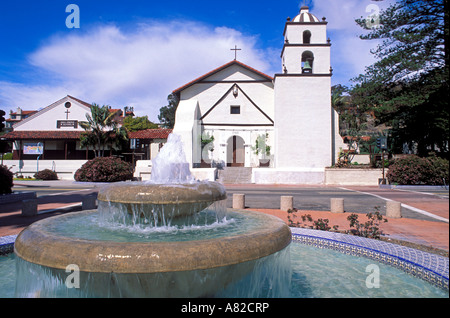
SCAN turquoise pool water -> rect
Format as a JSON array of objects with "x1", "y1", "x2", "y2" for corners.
[
  {"x1": 42, "y1": 210, "x2": 260, "y2": 243},
  {"x1": 1, "y1": 242, "x2": 447, "y2": 298}
]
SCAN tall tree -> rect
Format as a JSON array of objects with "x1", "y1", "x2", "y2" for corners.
[
  {"x1": 79, "y1": 104, "x2": 128, "y2": 157},
  {"x1": 123, "y1": 116, "x2": 159, "y2": 132},
  {"x1": 352, "y1": 0, "x2": 448, "y2": 157},
  {"x1": 158, "y1": 93, "x2": 179, "y2": 129}
]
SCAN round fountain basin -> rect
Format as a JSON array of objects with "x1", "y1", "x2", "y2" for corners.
[
  {"x1": 14, "y1": 210, "x2": 291, "y2": 297},
  {"x1": 98, "y1": 181, "x2": 227, "y2": 205},
  {"x1": 97, "y1": 181, "x2": 228, "y2": 219},
  {"x1": 15, "y1": 210, "x2": 290, "y2": 273}
]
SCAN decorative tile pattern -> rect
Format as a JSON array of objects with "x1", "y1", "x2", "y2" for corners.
[
  {"x1": 0, "y1": 235, "x2": 17, "y2": 255},
  {"x1": 291, "y1": 227, "x2": 449, "y2": 291}
]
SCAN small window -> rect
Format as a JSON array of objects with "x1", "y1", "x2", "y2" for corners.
[
  {"x1": 303, "y1": 30, "x2": 311, "y2": 44},
  {"x1": 230, "y1": 106, "x2": 240, "y2": 114}
]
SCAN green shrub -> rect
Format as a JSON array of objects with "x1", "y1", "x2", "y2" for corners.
[
  {"x1": 34, "y1": 169, "x2": 58, "y2": 180},
  {"x1": 387, "y1": 155, "x2": 449, "y2": 185},
  {"x1": 0, "y1": 165, "x2": 13, "y2": 195},
  {"x1": 74, "y1": 157, "x2": 133, "y2": 183}
]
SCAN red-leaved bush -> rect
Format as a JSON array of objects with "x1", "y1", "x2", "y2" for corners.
[
  {"x1": 74, "y1": 157, "x2": 133, "y2": 183},
  {"x1": 0, "y1": 165, "x2": 13, "y2": 194},
  {"x1": 387, "y1": 155, "x2": 449, "y2": 185}
]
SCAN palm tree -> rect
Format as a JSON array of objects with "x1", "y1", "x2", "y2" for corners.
[{"x1": 79, "y1": 104, "x2": 128, "y2": 157}]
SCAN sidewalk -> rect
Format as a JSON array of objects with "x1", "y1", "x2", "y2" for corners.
[
  {"x1": 250, "y1": 185, "x2": 448, "y2": 252},
  {"x1": 253, "y1": 209, "x2": 449, "y2": 252},
  {"x1": 1, "y1": 182, "x2": 448, "y2": 253}
]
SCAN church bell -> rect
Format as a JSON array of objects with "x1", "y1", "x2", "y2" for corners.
[{"x1": 302, "y1": 60, "x2": 312, "y2": 74}]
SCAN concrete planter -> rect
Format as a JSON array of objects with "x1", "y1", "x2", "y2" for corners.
[{"x1": 325, "y1": 168, "x2": 384, "y2": 186}]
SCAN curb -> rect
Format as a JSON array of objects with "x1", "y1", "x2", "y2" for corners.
[{"x1": 380, "y1": 184, "x2": 449, "y2": 191}]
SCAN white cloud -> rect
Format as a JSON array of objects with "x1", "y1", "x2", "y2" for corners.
[
  {"x1": 0, "y1": 81, "x2": 70, "y2": 111},
  {"x1": 1, "y1": 20, "x2": 273, "y2": 121}
]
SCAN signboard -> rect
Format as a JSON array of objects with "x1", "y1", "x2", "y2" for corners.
[
  {"x1": 23, "y1": 143, "x2": 44, "y2": 155},
  {"x1": 57, "y1": 120, "x2": 78, "y2": 128}
]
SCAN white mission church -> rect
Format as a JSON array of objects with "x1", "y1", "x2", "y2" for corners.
[{"x1": 172, "y1": 6, "x2": 345, "y2": 184}]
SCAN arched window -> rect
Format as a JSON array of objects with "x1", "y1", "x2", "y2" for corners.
[
  {"x1": 301, "y1": 51, "x2": 314, "y2": 74},
  {"x1": 303, "y1": 30, "x2": 311, "y2": 44}
]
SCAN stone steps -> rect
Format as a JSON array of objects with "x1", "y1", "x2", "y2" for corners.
[{"x1": 218, "y1": 167, "x2": 252, "y2": 184}]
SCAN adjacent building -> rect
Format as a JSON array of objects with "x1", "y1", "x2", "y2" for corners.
[{"x1": 2, "y1": 95, "x2": 170, "y2": 179}]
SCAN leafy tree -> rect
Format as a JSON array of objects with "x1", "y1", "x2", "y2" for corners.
[
  {"x1": 331, "y1": 84, "x2": 361, "y2": 136},
  {"x1": 123, "y1": 116, "x2": 158, "y2": 132},
  {"x1": 158, "y1": 93, "x2": 179, "y2": 129},
  {"x1": 79, "y1": 104, "x2": 128, "y2": 157},
  {"x1": 352, "y1": 0, "x2": 448, "y2": 157}
]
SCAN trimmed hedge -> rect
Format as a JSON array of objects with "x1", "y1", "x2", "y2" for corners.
[
  {"x1": 74, "y1": 157, "x2": 133, "y2": 183},
  {"x1": 0, "y1": 165, "x2": 13, "y2": 195},
  {"x1": 387, "y1": 155, "x2": 449, "y2": 185},
  {"x1": 34, "y1": 169, "x2": 58, "y2": 181}
]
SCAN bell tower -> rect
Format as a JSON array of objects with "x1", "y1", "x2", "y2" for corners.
[
  {"x1": 274, "y1": 6, "x2": 336, "y2": 180},
  {"x1": 281, "y1": 6, "x2": 331, "y2": 75}
]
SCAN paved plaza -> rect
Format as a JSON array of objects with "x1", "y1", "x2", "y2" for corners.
[{"x1": 1, "y1": 180, "x2": 448, "y2": 251}]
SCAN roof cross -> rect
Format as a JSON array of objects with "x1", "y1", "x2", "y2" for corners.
[{"x1": 230, "y1": 45, "x2": 241, "y2": 60}]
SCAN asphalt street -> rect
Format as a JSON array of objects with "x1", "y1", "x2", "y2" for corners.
[
  {"x1": 224, "y1": 185, "x2": 448, "y2": 222},
  {"x1": 10, "y1": 181, "x2": 449, "y2": 223}
]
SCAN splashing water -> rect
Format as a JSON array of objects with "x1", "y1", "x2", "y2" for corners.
[{"x1": 148, "y1": 134, "x2": 195, "y2": 184}]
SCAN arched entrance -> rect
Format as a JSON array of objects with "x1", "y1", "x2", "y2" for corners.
[{"x1": 227, "y1": 136, "x2": 245, "y2": 167}]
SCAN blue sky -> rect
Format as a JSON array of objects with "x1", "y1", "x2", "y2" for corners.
[{"x1": 0, "y1": 0, "x2": 393, "y2": 121}]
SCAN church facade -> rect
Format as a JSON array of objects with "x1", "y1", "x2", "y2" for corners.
[{"x1": 172, "y1": 6, "x2": 345, "y2": 184}]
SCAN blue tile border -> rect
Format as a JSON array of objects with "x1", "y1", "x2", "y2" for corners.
[
  {"x1": 0, "y1": 235, "x2": 17, "y2": 255},
  {"x1": 291, "y1": 227, "x2": 449, "y2": 291},
  {"x1": 2, "y1": 229, "x2": 449, "y2": 291}
]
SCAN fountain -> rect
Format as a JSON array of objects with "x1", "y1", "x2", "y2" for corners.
[{"x1": 13, "y1": 134, "x2": 292, "y2": 298}]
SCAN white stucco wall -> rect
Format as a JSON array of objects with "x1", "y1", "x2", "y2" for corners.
[
  {"x1": 174, "y1": 62, "x2": 275, "y2": 169},
  {"x1": 172, "y1": 100, "x2": 201, "y2": 167},
  {"x1": 285, "y1": 23, "x2": 328, "y2": 44},
  {"x1": 274, "y1": 75, "x2": 333, "y2": 169},
  {"x1": 201, "y1": 127, "x2": 274, "y2": 168},
  {"x1": 179, "y1": 65, "x2": 274, "y2": 120},
  {"x1": 4, "y1": 160, "x2": 87, "y2": 180},
  {"x1": 283, "y1": 46, "x2": 331, "y2": 74}
]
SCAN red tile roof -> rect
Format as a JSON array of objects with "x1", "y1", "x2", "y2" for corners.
[
  {"x1": 2, "y1": 130, "x2": 84, "y2": 140},
  {"x1": 67, "y1": 95, "x2": 93, "y2": 108},
  {"x1": 128, "y1": 129, "x2": 172, "y2": 139},
  {"x1": 172, "y1": 60, "x2": 274, "y2": 94},
  {"x1": 9, "y1": 110, "x2": 38, "y2": 116},
  {"x1": 343, "y1": 136, "x2": 372, "y2": 142},
  {"x1": 3, "y1": 129, "x2": 173, "y2": 141}
]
